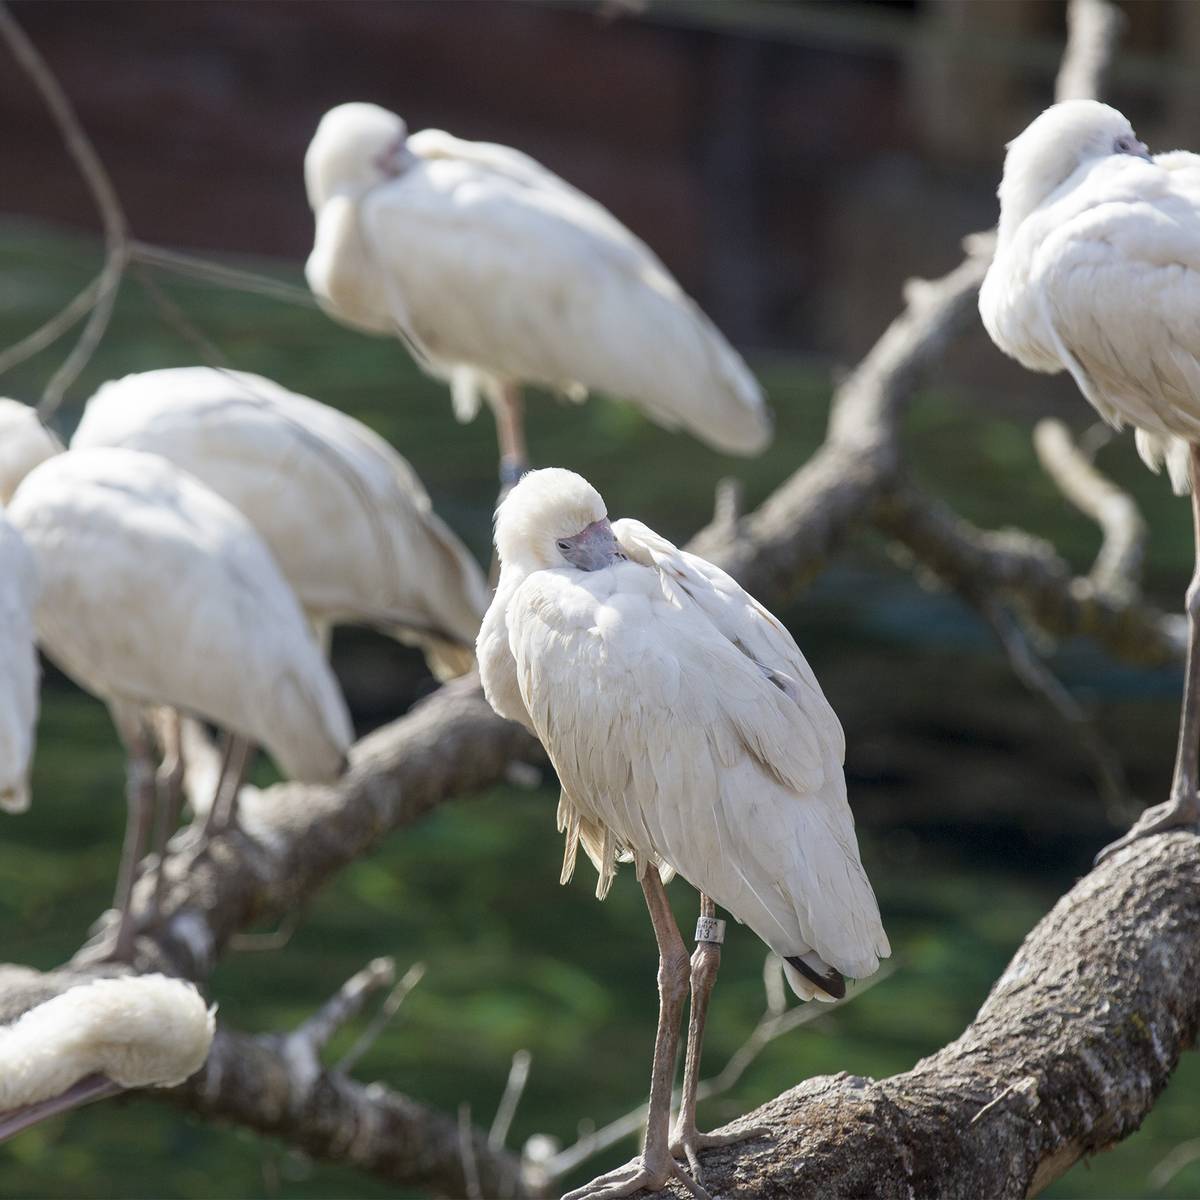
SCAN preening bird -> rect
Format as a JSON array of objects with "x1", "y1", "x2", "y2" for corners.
[
  {"x1": 72, "y1": 366, "x2": 489, "y2": 679},
  {"x1": 0, "y1": 974, "x2": 213, "y2": 1141},
  {"x1": 304, "y1": 103, "x2": 771, "y2": 490},
  {"x1": 980, "y1": 99, "x2": 1200, "y2": 855},
  {"x1": 6, "y1": 448, "x2": 353, "y2": 958},
  {"x1": 0, "y1": 511, "x2": 39, "y2": 815},
  {"x1": 478, "y1": 469, "x2": 888, "y2": 1199}
]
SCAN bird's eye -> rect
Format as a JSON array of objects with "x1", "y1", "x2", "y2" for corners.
[{"x1": 556, "y1": 539, "x2": 572, "y2": 553}]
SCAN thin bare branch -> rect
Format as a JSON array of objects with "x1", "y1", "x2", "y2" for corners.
[
  {"x1": 459, "y1": 1102, "x2": 484, "y2": 1200},
  {"x1": 130, "y1": 242, "x2": 319, "y2": 308},
  {"x1": 294, "y1": 957, "x2": 395, "y2": 1056},
  {"x1": 1033, "y1": 418, "x2": 1147, "y2": 601},
  {"x1": 338, "y1": 961, "x2": 426, "y2": 1074},
  {"x1": 490, "y1": 1049, "x2": 533, "y2": 1151},
  {"x1": 0, "y1": 271, "x2": 103, "y2": 377}
]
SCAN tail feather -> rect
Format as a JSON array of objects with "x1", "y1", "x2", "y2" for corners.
[{"x1": 784, "y1": 954, "x2": 845, "y2": 1001}]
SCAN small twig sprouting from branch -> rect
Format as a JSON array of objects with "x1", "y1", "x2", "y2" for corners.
[
  {"x1": 712, "y1": 477, "x2": 743, "y2": 533},
  {"x1": 980, "y1": 597, "x2": 1134, "y2": 823},
  {"x1": 129, "y1": 242, "x2": 320, "y2": 309},
  {"x1": 338, "y1": 961, "x2": 426, "y2": 1074},
  {"x1": 459, "y1": 1102, "x2": 484, "y2": 1200},
  {"x1": 295, "y1": 957, "x2": 396, "y2": 1056},
  {"x1": 1033, "y1": 418, "x2": 1146, "y2": 602},
  {"x1": 490, "y1": 1049, "x2": 533, "y2": 1151}
]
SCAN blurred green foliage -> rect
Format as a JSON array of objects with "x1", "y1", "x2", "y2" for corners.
[{"x1": 1, "y1": 221, "x2": 1198, "y2": 1198}]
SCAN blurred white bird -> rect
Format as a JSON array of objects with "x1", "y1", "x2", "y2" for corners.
[
  {"x1": 72, "y1": 366, "x2": 489, "y2": 679},
  {"x1": 6, "y1": 448, "x2": 353, "y2": 958},
  {"x1": 0, "y1": 398, "x2": 62, "y2": 505},
  {"x1": 304, "y1": 103, "x2": 771, "y2": 490},
  {"x1": 478, "y1": 469, "x2": 888, "y2": 1199},
  {"x1": 0, "y1": 511, "x2": 39, "y2": 815},
  {"x1": 0, "y1": 973, "x2": 213, "y2": 1141},
  {"x1": 980, "y1": 99, "x2": 1200, "y2": 856}
]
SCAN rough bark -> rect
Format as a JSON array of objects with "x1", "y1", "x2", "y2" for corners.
[{"x1": 629, "y1": 831, "x2": 1199, "y2": 1199}]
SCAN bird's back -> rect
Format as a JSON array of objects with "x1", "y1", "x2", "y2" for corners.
[
  {"x1": 502, "y1": 544, "x2": 888, "y2": 991},
  {"x1": 7, "y1": 448, "x2": 352, "y2": 782},
  {"x1": 0, "y1": 515, "x2": 39, "y2": 812},
  {"x1": 983, "y1": 152, "x2": 1200, "y2": 445},
  {"x1": 354, "y1": 138, "x2": 771, "y2": 455},
  {"x1": 74, "y1": 369, "x2": 489, "y2": 665}
]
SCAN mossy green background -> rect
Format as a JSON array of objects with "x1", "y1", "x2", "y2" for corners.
[{"x1": 1, "y1": 221, "x2": 1198, "y2": 1198}]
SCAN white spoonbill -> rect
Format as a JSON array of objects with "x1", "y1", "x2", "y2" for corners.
[
  {"x1": 980, "y1": 99, "x2": 1200, "y2": 855},
  {"x1": 72, "y1": 366, "x2": 489, "y2": 678},
  {"x1": 304, "y1": 103, "x2": 771, "y2": 489},
  {"x1": 0, "y1": 511, "x2": 39, "y2": 814},
  {"x1": 6, "y1": 448, "x2": 353, "y2": 958},
  {"x1": 0, "y1": 973, "x2": 213, "y2": 1141},
  {"x1": 0, "y1": 398, "x2": 62, "y2": 504},
  {"x1": 478, "y1": 469, "x2": 888, "y2": 1199}
]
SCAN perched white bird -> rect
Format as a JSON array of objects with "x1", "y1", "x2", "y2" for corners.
[
  {"x1": 304, "y1": 103, "x2": 771, "y2": 488},
  {"x1": 980, "y1": 99, "x2": 1200, "y2": 854},
  {"x1": 72, "y1": 367, "x2": 489, "y2": 679},
  {"x1": 0, "y1": 398, "x2": 62, "y2": 505},
  {"x1": 6, "y1": 448, "x2": 353, "y2": 957},
  {"x1": 479, "y1": 469, "x2": 888, "y2": 1198},
  {"x1": 0, "y1": 511, "x2": 39, "y2": 815},
  {"x1": 0, "y1": 973, "x2": 213, "y2": 1141}
]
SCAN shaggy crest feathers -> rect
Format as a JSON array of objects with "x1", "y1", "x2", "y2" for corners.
[
  {"x1": 0, "y1": 975, "x2": 214, "y2": 1110},
  {"x1": 997, "y1": 99, "x2": 1137, "y2": 241},
  {"x1": 304, "y1": 102, "x2": 407, "y2": 212},
  {"x1": 0, "y1": 400, "x2": 62, "y2": 505},
  {"x1": 494, "y1": 468, "x2": 607, "y2": 570}
]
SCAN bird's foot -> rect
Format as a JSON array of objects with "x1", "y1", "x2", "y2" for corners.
[
  {"x1": 1094, "y1": 794, "x2": 1200, "y2": 865},
  {"x1": 561, "y1": 1147, "x2": 711, "y2": 1200},
  {"x1": 669, "y1": 1120, "x2": 768, "y2": 1182}
]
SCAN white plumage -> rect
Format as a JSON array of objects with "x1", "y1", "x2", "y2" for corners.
[
  {"x1": 71, "y1": 367, "x2": 489, "y2": 678},
  {"x1": 980, "y1": 99, "x2": 1198, "y2": 492},
  {"x1": 982, "y1": 100, "x2": 1200, "y2": 857},
  {"x1": 0, "y1": 974, "x2": 213, "y2": 1139},
  {"x1": 304, "y1": 103, "x2": 771, "y2": 462},
  {"x1": 479, "y1": 469, "x2": 889, "y2": 997},
  {"x1": 0, "y1": 398, "x2": 62, "y2": 505},
  {"x1": 0, "y1": 511, "x2": 39, "y2": 815},
  {"x1": 6, "y1": 448, "x2": 353, "y2": 784}
]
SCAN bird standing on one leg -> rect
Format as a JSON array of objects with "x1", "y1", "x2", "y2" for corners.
[
  {"x1": 5, "y1": 448, "x2": 353, "y2": 959},
  {"x1": 980, "y1": 100, "x2": 1200, "y2": 857},
  {"x1": 303, "y1": 104, "x2": 771, "y2": 497},
  {"x1": 478, "y1": 469, "x2": 889, "y2": 1198}
]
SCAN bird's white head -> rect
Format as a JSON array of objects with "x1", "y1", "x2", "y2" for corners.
[
  {"x1": 304, "y1": 102, "x2": 412, "y2": 212},
  {"x1": 0, "y1": 399, "x2": 63, "y2": 506},
  {"x1": 494, "y1": 468, "x2": 626, "y2": 573},
  {"x1": 996, "y1": 100, "x2": 1150, "y2": 242}
]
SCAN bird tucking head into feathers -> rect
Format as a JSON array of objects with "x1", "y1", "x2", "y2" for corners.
[
  {"x1": 494, "y1": 468, "x2": 626, "y2": 573},
  {"x1": 304, "y1": 102, "x2": 413, "y2": 212},
  {"x1": 996, "y1": 99, "x2": 1150, "y2": 242}
]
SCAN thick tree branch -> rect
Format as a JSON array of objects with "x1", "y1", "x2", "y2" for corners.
[{"x1": 624, "y1": 830, "x2": 1200, "y2": 1199}]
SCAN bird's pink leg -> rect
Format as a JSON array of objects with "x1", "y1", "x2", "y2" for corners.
[
  {"x1": 494, "y1": 383, "x2": 528, "y2": 494},
  {"x1": 112, "y1": 723, "x2": 156, "y2": 961},
  {"x1": 151, "y1": 708, "x2": 185, "y2": 915},
  {"x1": 1098, "y1": 442, "x2": 1200, "y2": 862},
  {"x1": 669, "y1": 895, "x2": 767, "y2": 1180},
  {"x1": 204, "y1": 735, "x2": 252, "y2": 835},
  {"x1": 563, "y1": 871, "x2": 709, "y2": 1200}
]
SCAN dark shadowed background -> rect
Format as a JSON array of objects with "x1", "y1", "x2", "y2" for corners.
[{"x1": 2, "y1": 1, "x2": 1199, "y2": 1197}]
